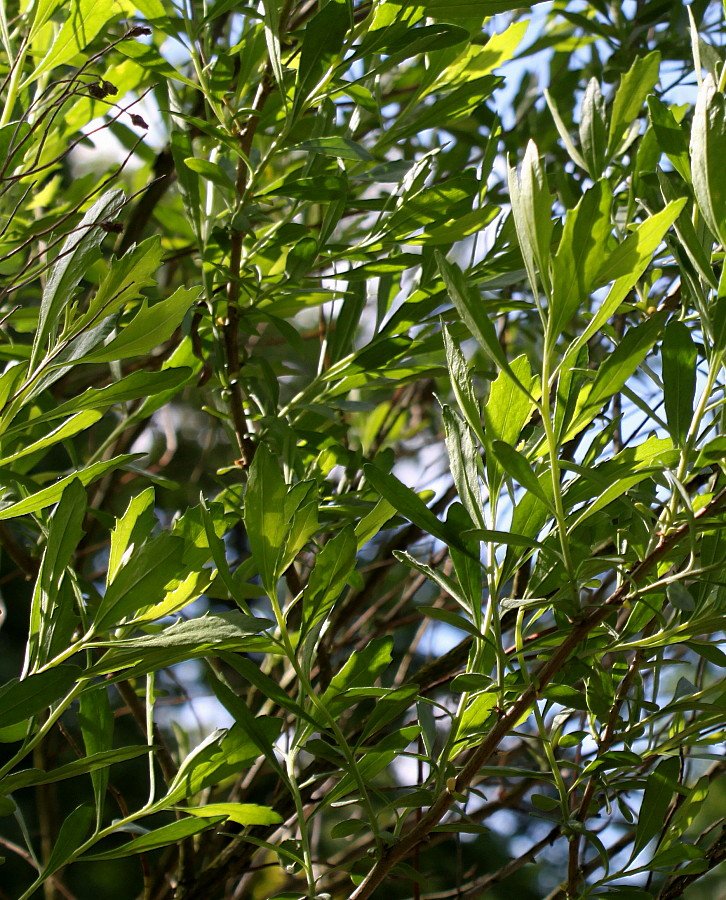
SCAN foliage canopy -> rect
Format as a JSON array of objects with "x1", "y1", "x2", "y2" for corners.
[{"x1": 1, "y1": 1, "x2": 726, "y2": 899}]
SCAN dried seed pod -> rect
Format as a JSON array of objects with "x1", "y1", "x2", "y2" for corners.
[{"x1": 129, "y1": 113, "x2": 149, "y2": 129}]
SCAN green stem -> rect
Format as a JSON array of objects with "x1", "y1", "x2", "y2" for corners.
[
  {"x1": 540, "y1": 343, "x2": 578, "y2": 602},
  {"x1": 1, "y1": 40, "x2": 28, "y2": 128},
  {"x1": 0, "y1": 682, "x2": 85, "y2": 783},
  {"x1": 268, "y1": 590, "x2": 385, "y2": 858}
]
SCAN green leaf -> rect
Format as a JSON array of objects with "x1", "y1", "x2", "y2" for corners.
[
  {"x1": 74, "y1": 237, "x2": 164, "y2": 333},
  {"x1": 243, "y1": 443, "x2": 288, "y2": 594},
  {"x1": 30, "y1": 189, "x2": 126, "y2": 369},
  {"x1": 550, "y1": 179, "x2": 613, "y2": 341},
  {"x1": 565, "y1": 313, "x2": 667, "y2": 440},
  {"x1": 608, "y1": 51, "x2": 661, "y2": 155},
  {"x1": 648, "y1": 96, "x2": 691, "y2": 182},
  {"x1": 220, "y1": 654, "x2": 317, "y2": 727},
  {"x1": 430, "y1": 20, "x2": 528, "y2": 89},
  {"x1": 87, "y1": 612, "x2": 274, "y2": 677},
  {"x1": 421, "y1": 0, "x2": 538, "y2": 15},
  {"x1": 354, "y1": 497, "x2": 396, "y2": 549},
  {"x1": 595, "y1": 199, "x2": 688, "y2": 286},
  {"x1": 490, "y1": 440, "x2": 553, "y2": 511},
  {"x1": 0, "y1": 410, "x2": 101, "y2": 467},
  {"x1": 659, "y1": 172, "x2": 718, "y2": 290},
  {"x1": 691, "y1": 75, "x2": 726, "y2": 247},
  {"x1": 442, "y1": 324, "x2": 486, "y2": 445},
  {"x1": 442, "y1": 405, "x2": 485, "y2": 530},
  {"x1": 508, "y1": 140, "x2": 553, "y2": 297},
  {"x1": 579, "y1": 78, "x2": 608, "y2": 177},
  {"x1": 437, "y1": 252, "x2": 530, "y2": 398},
  {"x1": 363, "y1": 463, "x2": 473, "y2": 556},
  {"x1": 183, "y1": 803, "x2": 282, "y2": 826},
  {"x1": 0, "y1": 121, "x2": 32, "y2": 173},
  {"x1": 40, "y1": 805, "x2": 94, "y2": 877},
  {"x1": 633, "y1": 757, "x2": 680, "y2": 858},
  {"x1": 0, "y1": 665, "x2": 81, "y2": 728},
  {"x1": 300, "y1": 526, "x2": 357, "y2": 639},
  {"x1": 0, "y1": 746, "x2": 154, "y2": 792},
  {"x1": 27, "y1": 0, "x2": 65, "y2": 41},
  {"x1": 395, "y1": 550, "x2": 473, "y2": 616},
  {"x1": 74, "y1": 286, "x2": 201, "y2": 364},
  {"x1": 184, "y1": 157, "x2": 234, "y2": 189},
  {"x1": 322, "y1": 637, "x2": 393, "y2": 708},
  {"x1": 93, "y1": 532, "x2": 186, "y2": 631},
  {"x1": 662, "y1": 321, "x2": 697, "y2": 446},
  {"x1": 667, "y1": 581, "x2": 695, "y2": 612},
  {"x1": 358, "y1": 686, "x2": 420, "y2": 743},
  {"x1": 83, "y1": 816, "x2": 227, "y2": 861},
  {"x1": 419, "y1": 606, "x2": 481, "y2": 638},
  {"x1": 457, "y1": 692, "x2": 498, "y2": 740},
  {"x1": 561, "y1": 199, "x2": 686, "y2": 368},
  {"x1": 481, "y1": 354, "x2": 537, "y2": 448},
  {"x1": 207, "y1": 677, "x2": 288, "y2": 779},
  {"x1": 290, "y1": 137, "x2": 373, "y2": 161},
  {"x1": 165, "y1": 722, "x2": 280, "y2": 804},
  {"x1": 294, "y1": 0, "x2": 349, "y2": 115},
  {"x1": 108, "y1": 487, "x2": 155, "y2": 583},
  {"x1": 78, "y1": 687, "x2": 115, "y2": 827},
  {"x1": 26, "y1": 479, "x2": 87, "y2": 670},
  {"x1": 261, "y1": 0, "x2": 285, "y2": 98},
  {"x1": 23, "y1": 0, "x2": 119, "y2": 85},
  {"x1": 685, "y1": 641, "x2": 726, "y2": 667},
  {"x1": 0, "y1": 369, "x2": 194, "y2": 440}
]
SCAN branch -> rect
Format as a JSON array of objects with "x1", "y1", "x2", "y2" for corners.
[{"x1": 348, "y1": 486, "x2": 726, "y2": 899}]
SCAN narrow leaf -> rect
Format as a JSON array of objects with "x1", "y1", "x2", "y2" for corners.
[{"x1": 662, "y1": 320, "x2": 697, "y2": 446}]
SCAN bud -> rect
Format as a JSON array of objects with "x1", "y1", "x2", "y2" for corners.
[{"x1": 125, "y1": 25, "x2": 152, "y2": 38}]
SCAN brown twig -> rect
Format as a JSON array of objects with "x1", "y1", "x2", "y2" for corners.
[{"x1": 348, "y1": 485, "x2": 726, "y2": 899}]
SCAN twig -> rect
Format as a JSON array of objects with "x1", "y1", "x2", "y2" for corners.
[{"x1": 348, "y1": 486, "x2": 726, "y2": 899}]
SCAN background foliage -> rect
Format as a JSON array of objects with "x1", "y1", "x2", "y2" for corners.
[{"x1": 1, "y1": 0, "x2": 726, "y2": 898}]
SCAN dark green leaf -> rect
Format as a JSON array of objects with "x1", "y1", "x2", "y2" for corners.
[
  {"x1": 40, "y1": 805, "x2": 93, "y2": 876},
  {"x1": 0, "y1": 665, "x2": 81, "y2": 728},
  {"x1": 87, "y1": 612, "x2": 274, "y2": 677},
  {"x1": 633, "y1": 757, "x2": 680, "y2": 857},
  {"x1": 30, "y1": 190, "x2": 126, "y2": 369},
  {"x1": 83, "y1": 816, "x2": 226, "y2": 861},
  {"x1": 691, "y1": 75, "x2": 726, "y2": 246},
  {"x1": 662, "y1": 320, "x2": 697, "y2": 446}
]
